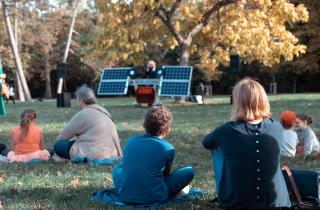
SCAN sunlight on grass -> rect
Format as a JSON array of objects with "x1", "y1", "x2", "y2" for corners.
[{"x1": 0, "y1": 94, "x2": 320, "y2": 209}]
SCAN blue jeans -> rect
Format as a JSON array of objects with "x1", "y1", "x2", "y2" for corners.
[
  {"x1": 54, "y1": 140, "x2": 75, "y2": 160},
  {"x1": 112, "y1": 165, "x2": 195, "y2": 197}
]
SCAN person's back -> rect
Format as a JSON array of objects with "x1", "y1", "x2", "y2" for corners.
[
  {"x1": 7, "y1": 108, "x2": 50, "y2": 162},
  {"x1": 12, "y1": 124, "x2": 42, "y2": 154},
  {"x1": 203, "y1": 78, "x2": 290, "y2": 209},
  {"x1": 280, "y1": 111, "x2": 298, "y2": 157},
  {"x1": 57, "y1": 104, "x2": 121, "y2": 160},
  {"x1": 119, "y1": 135, "x2": 175, "y2": 203},
  {"x1": 54, "y1": 86, "x2": 122, "y2": 161},
  {"x1": 282, "y1": 129, "x2": 298, "y2": 157},
  {"x1": 204, "y1": 119, "x2": 290, "y2": 209},
  {"x1": 112, "y1": 106, "x2": 194, "y2": 204}
]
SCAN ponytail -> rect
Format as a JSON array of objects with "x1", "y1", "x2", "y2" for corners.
[
  {"x1": 19, "y1": 109, "x2": 37, "y2": 141},
  {"x1": 297, "y1": 113, "x2": 313, "y2": 125}
]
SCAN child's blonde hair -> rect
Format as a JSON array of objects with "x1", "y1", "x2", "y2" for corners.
[
  {"x1": 231, "y1": 78, "x2": 271, "y2": 121},
  {"x1": 20, "y1": 109, "x2": 37, "y2": 141}
]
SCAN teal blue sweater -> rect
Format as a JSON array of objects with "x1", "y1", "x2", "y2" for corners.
[{"x1": 118, "y1": 135, "x2": 175, "y2": 204}]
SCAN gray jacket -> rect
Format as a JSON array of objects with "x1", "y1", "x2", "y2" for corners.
[{"x1": 57, "y1": 104, "x2": 122, "y2": 159}]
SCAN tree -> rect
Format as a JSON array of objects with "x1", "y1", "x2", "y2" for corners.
[
  {"x1": 1, "y1": 0, "x2": 31, "y2": 101},
  {"x1": 92, "y1": 0, "x2": 309, "y2": 102},
  {"x1": 94, "y1": 0, "x2": 308, "y2": 68},
  {"x1": 271, "y1": 0, "x2": 320, "y2": 93}
]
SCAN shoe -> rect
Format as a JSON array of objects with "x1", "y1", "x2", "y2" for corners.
[
  {"x1": 52, "y1": 154, "x2": 69, "y2": 163},
  {"x1": 176, "y1": 184, "x2": 190, "y2": 196}
]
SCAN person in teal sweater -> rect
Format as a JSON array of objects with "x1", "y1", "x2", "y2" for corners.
[{"x1": 112, "y1": 106, "x2": 194, "y2": 204}]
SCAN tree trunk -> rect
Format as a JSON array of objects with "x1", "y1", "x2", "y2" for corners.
[
  {"x1": 44, "y1": 54, "x2": 52, "y2": 99},
  {"x1": 16, "y1": 73, "x2": 25, "y2": 102},
  {"x1": 13, "y1": 5, "x2": 25, "y2": 102},
  {"x1": 269, "y1": 74, "x2": 277, "y2": 94},
  {"x1": 293, "y1": 76, "x2": 297, "y2": 93},
  {"x1": 175, "y1": 43, "x2": 190, "y2": 103},
  {"x1": 2, "y1": 0, "x2": 31, "y2": 100},
  {"x1": 57, "y1": 0, "x2": 80, "y2": 94}
]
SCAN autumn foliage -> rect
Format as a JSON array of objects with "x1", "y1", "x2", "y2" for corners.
[{"x1": 94, "y1": 0, "x2": 309, "y2": 68}]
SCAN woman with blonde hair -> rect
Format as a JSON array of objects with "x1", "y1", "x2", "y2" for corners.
[{"x1": 203, "y1": 78, "x2": 291, "y2": 209}]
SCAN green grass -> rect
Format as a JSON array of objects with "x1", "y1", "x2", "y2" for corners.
[{"x1": 0, "y1": 94, "x2": 320, "y2": 209}]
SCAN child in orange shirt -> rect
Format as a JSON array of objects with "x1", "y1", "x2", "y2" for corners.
[{"x1": 7, "y1": 108, "x2": 50, "y2": 162}]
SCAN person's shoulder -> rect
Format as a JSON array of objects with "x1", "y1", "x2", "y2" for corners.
[
  {"x1": 219, "y1": 120, "x2": 247, "y2": 134},
  {"x1": 214, "y1": 121, "x2": 233, "y2": 132},
  {"x1": 158, "y1": 138, "x2": 175, "y2": 150},
  {"x1": 305, "y1": 127, "x2": 317, "y2": 137},
  {"x1": 11, "y1": 126, "x2": 20, "y2": 134},
  {"x1": 126, "y1": 134, "x2": 147, "y2": 145},
  {"x1": 262, "y1": 118, "x2": 282, "y2": 129},
  {"x1": 33, "y1": 125, "x2": 43, "y2": 133},
  {"x1": 283, "y1": 128, "x2": 298, "y2": 137}
]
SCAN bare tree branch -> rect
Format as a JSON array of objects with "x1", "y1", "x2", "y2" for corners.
[
  {"x1": 169, "y1": 0, "x2": 182, "y2": 18},
  {"x1": 186, "y1": 0, "x2": 237, "y2": 45},
  {"x1": 155, "y1": 3, "x2": 184, "y2": 45}
]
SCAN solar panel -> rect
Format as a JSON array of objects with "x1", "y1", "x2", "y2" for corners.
[
  {"x1": 163, "y1": 66, "x2": 192, "y2": 80},
  {"x1": 159, "y1": 66, "x2": 193, "y2": 97},
  {"x1": 160, "y1": 82, "x2": 190, "y2": 96},
  {"x1": 98, "y1": 68, "x2": 132, "y2": 95}
]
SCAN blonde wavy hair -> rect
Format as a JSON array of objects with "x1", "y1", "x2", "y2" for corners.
[{"x1": 231, "y1": 78, "x2": 271, "y2": 121}]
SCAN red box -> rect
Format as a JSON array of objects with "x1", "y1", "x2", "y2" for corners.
[{"x1": 136, "y1": 87, "x2": 155, "y2": 106}]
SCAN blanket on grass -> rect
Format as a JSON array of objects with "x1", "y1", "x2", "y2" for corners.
[
  {"x1": 71, "y1": 157, "x2": 122, "y2": 166},
  {"x1": 92, "y1": 188, "x2": 204, "y2": 209}
]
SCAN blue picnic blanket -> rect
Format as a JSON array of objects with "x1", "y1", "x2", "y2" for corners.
[
  {"x1": 92, "y1": 188, "x2": 204, "y2": 209},
  {"x1": 71, "y1": 157, "x2": 122, "y2": 166}
]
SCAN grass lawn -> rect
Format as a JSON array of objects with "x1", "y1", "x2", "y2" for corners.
[{"x1": 0, "y1": 94, "x2": 320, "y2": 210}]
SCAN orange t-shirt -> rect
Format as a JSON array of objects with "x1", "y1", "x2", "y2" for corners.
[{"x1": 11, "y1": 123, "x2": 44, "y2": 155}]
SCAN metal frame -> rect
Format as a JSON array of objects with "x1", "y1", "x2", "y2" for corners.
[
  {"x1": 159, "y1": 66, "x2": 193, "y2": 97},
  {"x1": 97, "y1": 67, "x2": 132, "y2": 95}
]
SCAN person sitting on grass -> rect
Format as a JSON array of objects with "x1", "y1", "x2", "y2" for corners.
[
  {"x1": 54, "y1": 85, "x2": 122, "y2": 161},
  {"x1": 5, "y1": 108, "x2": 50, "y2": 162},
  {"x1": 295, "y1": 113, "x2": 320, "y2": 155},
  {"x1": 280, "y1": 111, "x2": 299, "y2": 157},
  {"x1": 112, "y1": 106, "x2": 195, "y2": 204},
  {"x1": 203, "y1": 78, "x2": 291, "y2": 209}
]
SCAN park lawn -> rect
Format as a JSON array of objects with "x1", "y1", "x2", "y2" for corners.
[{"x1": 0, "y1": 94, "x2": 320, "y2": 210}]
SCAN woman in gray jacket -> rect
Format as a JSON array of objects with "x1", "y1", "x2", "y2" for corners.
[{"x1": 54, "y1": 85, "x2": 122, "y2": 160}]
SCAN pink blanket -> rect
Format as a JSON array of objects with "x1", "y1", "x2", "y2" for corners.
[{"x1": 7, "y1": 150, "x2": 50, "y2": 163}]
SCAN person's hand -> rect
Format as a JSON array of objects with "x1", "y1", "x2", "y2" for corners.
[{"x1": 0, "y1": 74, "x2": 6, "y2": 79}]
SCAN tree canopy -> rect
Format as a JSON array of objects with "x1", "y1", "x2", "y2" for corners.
[{"x1": 93, "y1": 0, "x2": 309, "y2": 69}]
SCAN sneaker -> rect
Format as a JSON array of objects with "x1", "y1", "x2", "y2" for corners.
[
  {"x1": 176, "y1": 184, "x2": 190, "y2": 196},
  {"x1": 52, "y1": 154, "x2": 69, "y2": 163}
]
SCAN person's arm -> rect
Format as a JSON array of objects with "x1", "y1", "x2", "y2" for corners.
[
  {"x1": 10, "y1": 131, "x2": 15, "y2": 151},
  {"x1": 304, "y1": 131, "x2": 316, "y2": 155},
  {"x1": 56, "y1": 112, "x2": 87, "y2": 141},
  {"x1": 202, "y1": 126, "x2": 222, "y2": 150},
  {"x1": 163, "y1": 149, "x2": 175, "y2": 176},
  {"x1": 39, "y1": 131, "x2": 44, "y2": 150}
]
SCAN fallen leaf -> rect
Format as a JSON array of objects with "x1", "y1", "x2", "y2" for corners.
[
  {"x1": 71, "y1": 178, "x2": 80, "y2": 187},
  {"x1": 54, "y1": 171, "x2": 62, "y2": 176}
]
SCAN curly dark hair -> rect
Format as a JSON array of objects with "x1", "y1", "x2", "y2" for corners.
[
  {"x1": 143, "y1": 106, "x2": 173, "y2": 136},
  {"x1": 297, "y1": 113, "x2": 313, "y2": 125}
]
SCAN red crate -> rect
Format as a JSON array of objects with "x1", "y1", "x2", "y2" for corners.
[{"x1": 136, "y1": 87, "x2": 155, "y2": 106}]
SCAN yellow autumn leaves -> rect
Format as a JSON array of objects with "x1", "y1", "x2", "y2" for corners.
[{"x1": 94, "y1": 0, "x2": 309, "y2": 68}]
